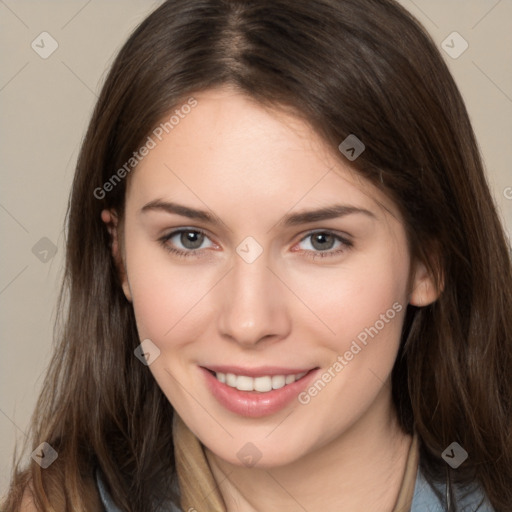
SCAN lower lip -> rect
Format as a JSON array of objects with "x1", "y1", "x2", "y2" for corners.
[{"x1": 200, "y1": 367, "x2": 319, "y2": 418}]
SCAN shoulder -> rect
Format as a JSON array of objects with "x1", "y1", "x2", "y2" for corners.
[{"x1": 411, "y1": 466, "x2": 496, "y2": 512}]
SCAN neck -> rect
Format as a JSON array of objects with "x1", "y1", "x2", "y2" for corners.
[{"x1": 204, "y1": 385, "x2": 413, "y2": 512}]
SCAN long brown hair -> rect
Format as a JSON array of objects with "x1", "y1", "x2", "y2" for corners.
[{"x1": 4, "y1": 0, "x2": 512, "y2": 510}]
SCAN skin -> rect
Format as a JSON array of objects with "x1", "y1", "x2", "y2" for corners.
[{"x1": 103, "y1": 87, "x2": 439, "y2": 511}]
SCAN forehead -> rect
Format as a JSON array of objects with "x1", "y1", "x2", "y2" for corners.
[{"x1": 126, "y1": 87, "x2": 399, "y2": 221}]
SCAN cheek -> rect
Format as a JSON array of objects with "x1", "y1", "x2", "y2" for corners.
[
  {"x1": 124, "y1": 242, "x2": 213, "y2": 346},
  {"x1": 290, "y1": 247, "x2": 409, "y2": 443},
  {"x1": 291, "y1": 243, "x2": 410, "y2": 359}
]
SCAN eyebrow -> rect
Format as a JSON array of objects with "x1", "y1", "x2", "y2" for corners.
[
  {"x1": 141, "y1": 200, "x2": 218, "y2": 222},
  {"x1": 140, "y1": 200, "x2": 376, "y2": 227}
]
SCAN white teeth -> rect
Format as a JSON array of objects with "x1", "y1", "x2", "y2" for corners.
[
  {"x1": 285, "y1": 374, "x2": 295, "y2": 385},
  {"x1": 271, "y1": 375, "x2": 286, "y2": 389},
  {"x1": 214, "y1": 371, "x2": 308, "y2": 392},
  {"x1": 236, "y1": 375, "x2": 254, "y2": 391},
  {"x1": 254, "y1": 376, "x2": 272, "y2": 392}
]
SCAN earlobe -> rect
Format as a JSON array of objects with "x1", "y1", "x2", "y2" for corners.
[
  {"x1": 101, "y1": 209, "x2": 132, "y2": 302},
  {"x1": 409, "y1": 260, "x2": 443, "y2": 307}
]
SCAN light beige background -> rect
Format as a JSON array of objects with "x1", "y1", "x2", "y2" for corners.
[{"x1": 1, "y1": 0, "x2": 511, "y2": 496}]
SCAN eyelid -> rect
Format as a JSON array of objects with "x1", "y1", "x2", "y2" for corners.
[{"x1": 296, "y1": 228, "x2": 353, "y2": 243}]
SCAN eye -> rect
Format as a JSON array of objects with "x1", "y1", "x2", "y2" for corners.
[
  {"x1": 159, "y1": 228, "x2": 352, "y2": 260},
  {"x1": 159, "y1": 228, "x2": 216, "y2": 258},
  {"x1": 295, "y1": 231, "x2": 353, "y2": 259}
]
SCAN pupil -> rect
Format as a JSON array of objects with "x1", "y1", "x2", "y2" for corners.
[
  {"x1": 182, "y1": 231, "x2": 203, "y2": 249},
  {"x1": 312, "y1": 233, "x2": 334, "y2": 251}
]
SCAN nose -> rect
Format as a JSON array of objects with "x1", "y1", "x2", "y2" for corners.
[{"x1": 216, "y1": 252, "x2": 292, "y2": 347}]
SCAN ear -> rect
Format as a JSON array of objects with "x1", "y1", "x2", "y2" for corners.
[
  {"x1": 101, "y1": 209, "x2": 132, "y2": 302},
  {"x1": 409, "y1": 259, "x2": 443, "y2": 307}
]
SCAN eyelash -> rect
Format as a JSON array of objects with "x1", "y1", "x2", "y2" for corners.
[{"x1": 159, "y1": 228, "x2": 353, "y2": 260}]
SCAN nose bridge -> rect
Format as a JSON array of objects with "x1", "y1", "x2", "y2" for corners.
[{"x1": 216, "y1": 248, "x2": 290, "y2": 346}]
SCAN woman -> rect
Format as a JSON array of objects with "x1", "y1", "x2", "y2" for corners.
[{"x1": 4, "y1": 0, "x2": 511, "y2": 511}]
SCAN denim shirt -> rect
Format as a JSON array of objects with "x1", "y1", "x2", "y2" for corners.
[
  {"x1": 409, "y1": 468, "x2": 495, "y2": 512},
  {"x1": 96, "y1": 466, "x2": 496, "y2": 512}
]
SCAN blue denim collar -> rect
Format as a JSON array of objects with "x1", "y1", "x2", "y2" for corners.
[{"x1": 96, "y1": 464, "x2": 495, "y2": 512}]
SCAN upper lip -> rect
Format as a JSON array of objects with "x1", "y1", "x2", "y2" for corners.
[{"x1": 202, "y1": 365, "x2": 317, "y2": 377}]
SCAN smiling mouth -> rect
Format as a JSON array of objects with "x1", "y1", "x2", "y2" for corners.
[
  {"x1": 206, "y1": 369, "x2": 310, "y2": 393},
  {"x1": 201, "y1": 366, "x2": 320, "y2": 417}
]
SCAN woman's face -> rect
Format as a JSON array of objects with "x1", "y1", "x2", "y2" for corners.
[{"x1": 111, "y1": 87, "x2": 434, "y2": 468}]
